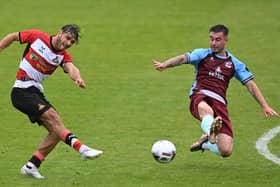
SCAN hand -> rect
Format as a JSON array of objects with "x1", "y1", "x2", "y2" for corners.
[
  {"x1": 263, "y1": 106, "x2": 279, "y2": 117},
  {"x1": 153, "y1": 60, "x2": 166, "y2": 71},
  {"x1": 75, "y1": 78, "x2": 86, "y2": 88}
]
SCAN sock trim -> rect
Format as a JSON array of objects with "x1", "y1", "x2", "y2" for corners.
[
  {"x1": 34, "y1": 151, "x2": 45, "y2": 161},
  {"x1": 61, "y1": 129, "x2": 71, "y2": 141},
  {"x1": 73, "y1": 141, "x2": 83, "y2": 151}
]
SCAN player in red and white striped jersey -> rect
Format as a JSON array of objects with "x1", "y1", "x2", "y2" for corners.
[{"x1": 0, "y1": 24, "x2": 102, "y2": 179}]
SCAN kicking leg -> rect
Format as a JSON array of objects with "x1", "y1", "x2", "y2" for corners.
[
  {"x1": 198, "y1": 101, "x2": 214, "y2": 135},
  {"x1": 40, "y1": 108, "x2": 103, "y2": 159}
]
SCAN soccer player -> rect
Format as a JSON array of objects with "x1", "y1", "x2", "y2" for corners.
[
  {"x1": 153, "y1": 24, "x2": 278, "y2": 157},
  {"x1": 0, "y1": 24, "x2": 103, "y2": 179}
]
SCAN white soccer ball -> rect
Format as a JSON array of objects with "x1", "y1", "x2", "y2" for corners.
[{"x1": 151, "y1": 140, "x2": 176, "y2": 163}]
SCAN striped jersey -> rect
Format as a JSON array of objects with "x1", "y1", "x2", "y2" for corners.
[
  {"x1": 186, "y1": 48, "x2": 253, "y2": 104},
  {"x1": 13, "y1": 29, "x2": 73, "y2": 92}
]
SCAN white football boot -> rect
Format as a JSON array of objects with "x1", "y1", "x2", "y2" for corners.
[
  {"x1": 80, "y1": 146, "x2": 103, "y2": 160},
  {"x1": 20, "y1": 162, "x2": 45, "y2": 179}
]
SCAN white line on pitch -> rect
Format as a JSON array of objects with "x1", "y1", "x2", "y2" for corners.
[{"x1": 256, "y1": 126, "x2": 280, "y2": 166}]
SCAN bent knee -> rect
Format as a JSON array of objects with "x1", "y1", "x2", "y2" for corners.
[
  {"x1": 44, "y1": 108, "x2": 58, "y2": 118},
  {"x1": 41, "y1": 108, "x2": 64, "y2": 129},
  {"x1": 220, "y1": 149, "x2": 232, "y2": 157}
]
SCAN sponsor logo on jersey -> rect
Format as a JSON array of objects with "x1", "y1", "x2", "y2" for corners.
[
  {"x1": 30, "y1": 53, "x2": 39, "y2": 60},
  {"x1": 38, "y1": 45, "x2": 46, "y2": 54},
  {"x1": 225, "y1": 61, "x2": 232, "y2": 68},
  {"x1": 216, "y1": 66, "x2": 222, "y2": 73},
  {"x1": 209, "y1": 66, "x2": 224, "y2": 80},
  {"x1": 52, "y1": 56, "x2": 59, "y2": 64}
]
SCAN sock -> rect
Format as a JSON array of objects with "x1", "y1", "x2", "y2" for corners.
[
  {"x1": 201, "y1": 115, "x2": 214, "y2": 135},
  {"x1": 28, "y1": 151, "x2": 45, "y2": 168},
  {"x1": 202, "y1": 141, "x2": 221, "y2": 155},
  {"x1": 61, "y1": 130, "x2": 83, "y2": 152}
]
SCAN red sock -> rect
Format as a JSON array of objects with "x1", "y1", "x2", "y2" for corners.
[{"x1": 73, "y1": 140, "x2": 83, "y2": 151}]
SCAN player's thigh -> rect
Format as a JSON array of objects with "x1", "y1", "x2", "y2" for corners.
[
  {"x1": 197, "y1": 100, "x2": 214, "y2": 119},
  {"x1": 41, "y1": 108, "x2": 66, "y2": 136},
  {"x1": 217, "y1": 133, "x2": 233, "y2": 157}
]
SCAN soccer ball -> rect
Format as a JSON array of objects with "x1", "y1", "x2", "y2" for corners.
[{"x1": 151, "y1": 140, "x2": 176, "y2": 163}]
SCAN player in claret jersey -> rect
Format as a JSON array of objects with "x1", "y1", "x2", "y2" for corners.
[
  {"x1": 153, "y1": 24, "x2": 278, "y2": 157},
  {"x1": 0, "y1": 24, "x2": 102, "y2": 179}
]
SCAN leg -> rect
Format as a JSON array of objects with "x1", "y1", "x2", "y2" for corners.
[
  {"x1": 198, "y1": 101, "x2": 222, "y2": 142},
  {"x1": 198, "y1": 133, "x2": 232, "y2": 157},
  {"x1": 197, "y1": 101, "x2": 215, "y2": 135},
  {"x1": 189, "y1": 94, "x2": 215, "y2": 133},
  {"x1": 37, "y1": 128, "x2": 60, "y2": 157},
  {"x1": 40, "y1": 108, "x2": 103, "y2": 159},
  {"x1": 20, "y1": 132, "x2": 59, "y2": 180},
  {"x1": 198, "y1": 101, "x2": 214, "y2": 120},
  {"x1": 21, "y1": 108, "x2": 102, "y2": 179},
  {"x1": 21, "y1": 109, "x2": 65, "y2": 179},
  {"x1": 190, "y1": 101, "x2": 221, "y2": 152},
  {"x1": 217, "y1": 133, "x2": 233, "y2": 157}
]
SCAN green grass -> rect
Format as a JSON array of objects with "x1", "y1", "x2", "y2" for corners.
[{"x1": 0, "y1": 0, "x2": 280, "y2": 186}]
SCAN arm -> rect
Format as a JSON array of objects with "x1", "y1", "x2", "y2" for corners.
[
  {"x1": 153, "y1": 54, "x2": 188, "y2": 71},
  {"x1": 63, "y1": 63, "x2": 86, "y2": 88},
  {"x1": 0, "y1": 32, "x2": 19, "y2": 52},
  {"x1": 245, "y1": 80, "x2": 278, "y2": 117}
]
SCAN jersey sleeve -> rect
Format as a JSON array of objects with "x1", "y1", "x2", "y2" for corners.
[
  {"x1": 19, "y1": 29, "x2": 42, "y2": 44},
  {"x1": 62, "y1": 50, "x2": 73, "y2": 63},
  {"x1": 60, "y1": 50, "x2": 73, "y2": 71},
  {"x1": 186, "y1": 48, "x2": 211, "y2": 65},
  {"x1": 231, "y1": 55, "x2": 254, "y2": 84},
  {"x1": 60, "y1": 51, "x2": 73, "y2": 72}
]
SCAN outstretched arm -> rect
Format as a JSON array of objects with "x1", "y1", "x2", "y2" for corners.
[
  {"x1": 0, "y1": 32, "x2": 19, "y2": 52},
  {"x1": 245, "y1": 80, "x2": 278, "y2": 117},
  {"x1": 63, "y1": 63, "x2": 86, "y2": 88},
  {"x1": 152, "y1": 54, "x2": 188, "y2": 71}
]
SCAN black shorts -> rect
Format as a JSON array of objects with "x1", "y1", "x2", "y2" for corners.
[{"x1": 11, "y1": 86, "x2": 53, "y2": 125}]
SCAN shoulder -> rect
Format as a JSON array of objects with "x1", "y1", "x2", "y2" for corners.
[
  {"x1": 19, "y1": 29, "x2": 49, "y2": 43},
  {"x1": 20, "y1": 29, "x2": 46, "y2": 36},
  {"x1": 186, "y1": 48, "x2": 212, "y2": 64},
  {"x1": 227, "y1": 51, "x2": 254, "y2": 84},
  {"x1": 227, "y1": 51, "x2": 247, "y2": 68},
  {"x1": 189, "y1": 48, "x2": 211, "y2": 55}
]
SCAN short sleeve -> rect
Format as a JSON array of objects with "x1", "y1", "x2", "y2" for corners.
[
  {"x1": 19, "y1": 29, "x2": 42, "y2": 44},
  {"x1": 186, "y1": 48, "x2": 211, "y2": 65},
  {"x1": 231, "y1": 55, "x2": 254, "y2": 84}
]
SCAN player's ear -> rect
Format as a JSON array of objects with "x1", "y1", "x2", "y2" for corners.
[{"x1": 224, "y1": 35, "x2": 228, "y2": 42}]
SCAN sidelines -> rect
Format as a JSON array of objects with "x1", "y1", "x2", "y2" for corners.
[{"x1": 255, "y1": 126, "x2": 280, "y2": 166}]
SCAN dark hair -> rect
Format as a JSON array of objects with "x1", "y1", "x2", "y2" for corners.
[
  {"x1": 61, "y1": 24, "x2": 80, "y2": 44},
  {"x1": 209, "y1": 24, "x2": 229, "y2": 36}
]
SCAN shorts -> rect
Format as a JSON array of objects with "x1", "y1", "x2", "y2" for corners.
[
  {"x1": 189, "y1": 93, "x2": 233, "y2": 137},
  {"x1": 11, "y1": 86, "x2": 53, "y2": 125}
]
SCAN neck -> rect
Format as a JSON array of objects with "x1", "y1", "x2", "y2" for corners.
[
  {"x1": 216, "y1": 50, "x2": 227, "y2": 57},
  {"x1": 50, "y1": 36, "x2": 59, "y2": 51}
]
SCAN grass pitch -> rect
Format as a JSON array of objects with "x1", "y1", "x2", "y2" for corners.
[{"x1": 0, "y1": 0, "x2": 280, "y2": 186}]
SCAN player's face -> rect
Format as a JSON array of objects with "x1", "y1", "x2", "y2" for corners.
[
  {"x1": 209, "y1": 32, "x2": 228, "y2": 55},
  {"x1": 54, "y1": 32, "x2": 76, "y2": 51}
]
